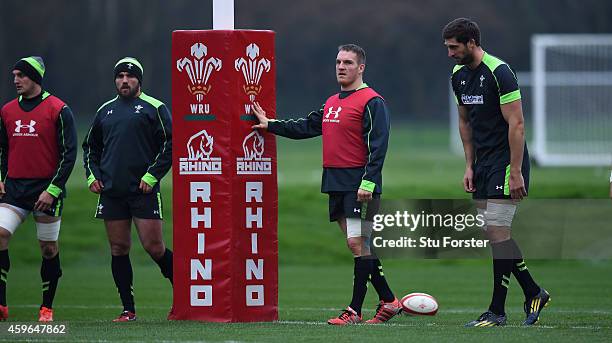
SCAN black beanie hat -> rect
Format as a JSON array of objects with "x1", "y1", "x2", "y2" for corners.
[
  {"x1": 14, "y1": 56, "x2": 45, "y2": 85},
  {"x1": 114, "y1": 57, "x2": 143, "y2": 84}
]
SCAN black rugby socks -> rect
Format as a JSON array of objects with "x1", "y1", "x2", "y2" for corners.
[{"x1": 112, "y1": 254, "x2": 135, "y2": 313}]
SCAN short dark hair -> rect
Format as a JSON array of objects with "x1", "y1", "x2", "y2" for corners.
[
  {"x1": 338, "y1": 44, "x2": 366, "y2": 64},
  {"x1": 442, "y1": 18, "x2": 481, "y2": 46}
]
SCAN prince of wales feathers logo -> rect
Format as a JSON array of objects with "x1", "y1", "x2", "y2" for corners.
[
  {"x1": 234, "y1": 43, "x2": 271, "y2": 102},
  {"x1": 176, "y1": 43, "x2": 222, "y2": 102}
]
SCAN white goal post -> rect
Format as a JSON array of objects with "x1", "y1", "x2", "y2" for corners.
[
  {"x1": 532, "y1": 34, "x2": 612, "y2": 166},
  {"x1": 213, "y1": 0, "x2": 234, "y2": 29}
]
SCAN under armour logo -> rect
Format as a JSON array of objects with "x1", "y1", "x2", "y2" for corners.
[
  {"x1": 353, "y1": 208, "x2": 361, "y2": 213},
  {"x1": 325, "y1": 106, "x2": 342, "y2": 119},
  {"x1": 479, "y1": 75, "x2": 485, "y2": 87},
  {"x1": 97, "y1": 204, "x2": 104, "y2": 214},
  {"x1": 127, "y1": 63, "x2": 133, "y2": 69},
  {"x1": 134, "y1": 105, "x2": 143, "y2": 113},
  {"x1": 15, "y1": 120, "x2": 36, "y2": 133},
  {"x1": 153, "y1": 210, "x2": 159, "y2": 215},
  {"x1": 461, "y1": 80, "x2": 466, "y2": 85},
  {"x1": 496, "y1": 185, "x2": 503, "y2": 190},
  {"x1": 107, "y1": 109, "x2": 113, "y2": 115}
]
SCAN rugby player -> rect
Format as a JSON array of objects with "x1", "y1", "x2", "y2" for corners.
[
  {"x1": 82, "y1": 57, "x2": 173, "y2": 322},
  {"x1": 444, "y1": 18, "x2": 550, "y2": 327},
  {"x1": 0, "y1": 56, "x2": 77, "y2": 322},
  {"x1": 253, "y1": 44, "x2": 401, "y2": 325}
]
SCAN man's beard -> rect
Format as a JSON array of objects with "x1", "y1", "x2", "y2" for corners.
[
  {"x1": 458, "y1": 52, "x2": 474, "y2": 65},
  {"x1": 117, "y1": 85, "x2": 139, "y2": 98}
]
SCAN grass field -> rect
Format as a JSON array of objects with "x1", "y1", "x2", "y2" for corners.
[
  {"x1": 2, "y1": 262, "x2": 611, "y2": 342},
  {"x1": 1, "y1": 124, "x2": 610, "y2": 342}
]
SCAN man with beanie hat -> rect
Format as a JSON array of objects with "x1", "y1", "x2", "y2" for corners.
[
  {"x1": 113, "y1": 57, "x2": 143, "y2": 91},
  {"x1": 0, "y1": 56, "x2": 78, "y2": 322},
  {"x1": 82, "y1": 57, "x2": 173, "y2": 322}
]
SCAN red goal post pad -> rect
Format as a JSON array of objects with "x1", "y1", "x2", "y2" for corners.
[{"x1": 170, "y1": 30, "x2": 278, "y2": 322}]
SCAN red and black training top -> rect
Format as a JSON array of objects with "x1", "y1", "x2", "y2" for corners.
[
  {"x1": 267, "y1": 84, "x2": 390, "y2": 194},
  {"x1": 0, "y1": 91, "x2": 77, "y2": 198}
]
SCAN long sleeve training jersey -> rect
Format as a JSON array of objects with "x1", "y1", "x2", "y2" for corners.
[{"x1": 82, "y1": 92, "x2": 172, "y2": 196}]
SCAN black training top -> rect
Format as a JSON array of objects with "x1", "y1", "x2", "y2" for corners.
[
  {"x1": 451, "y1": 52, "x2": 529, "y2": 167},
  {"x1": 82, "y1": 92, "x2": 172, "y2": 197}
]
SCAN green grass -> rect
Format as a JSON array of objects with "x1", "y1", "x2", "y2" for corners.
[
  {"x1": 2, "y1": 124, "x2": 610, "y2": 341},
  {"x1": 276, "y1": 123, "x2": 609, "y2": 198},
  {"x1": 1, "y1": 261, "x2": 611, "y2": 342}
]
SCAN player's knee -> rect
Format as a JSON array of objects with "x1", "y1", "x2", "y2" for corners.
[
  {"x1": 485, "y1": 228, "x2": 511, "y2": 243},
  {"x1": 110, "y1": 242, "x2": 131, "y2": 256},
  {"x1": 144, "y1": 241, "x2": 165, "y2": 260},
  {"x1": 347, "y1": 238, "x2": 365, "y2": 256},
  {"x1": 345, "y1": 239, "x2": 352, "y2": 251},
  {"x1": 0, "y1": 228, "x2": 11, "y2": 250},
  {"x1": 40, "y1": 242, "x2": 58, "y2": 259},
  {"x1": 0, "y1": 227, "x2": 11, "y2": 241}
]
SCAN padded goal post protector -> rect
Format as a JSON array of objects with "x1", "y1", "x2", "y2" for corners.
[{"x1": 170, "y1": 30, "x2": 278, "y2": 322}]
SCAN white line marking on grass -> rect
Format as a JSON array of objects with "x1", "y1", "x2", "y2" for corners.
[
  {"x1": 277, "y1": 321, "x2": 491, "y2": 328},
  {"x1": 7, "y1": 306, "x2": 611, "y2": 330},
  {"x1": 0, "y1": 340, "x2": 113, "y2": 343},
  {"x1": 276, "y1": 320, "x2": 327, "y2": 325},
  {"x1": 12, "y1": 304, "x2": 169, "y2": 309},
  {"x1": 278, "y1": 321, "x2": 519, "y2": 328},
  {"x1": 276, "y1": 321, "x2": 609, "y2": 330},
  {"x1": 13, "y1": 304, "x2": 612, "y2": 318},
  {"x1": 291, "y1": 307, "x2": 612, "y2": 315},
  {"x1": 12, "y1": 304, "x2": 612, "y2": 316},
  {"x1": 0, "y1": 339, "x2": 241, "y2": 343}
]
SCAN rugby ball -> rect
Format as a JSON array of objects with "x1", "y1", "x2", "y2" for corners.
[{"x1": 400, "y1": 293, "x2": 438, "y2": 316}]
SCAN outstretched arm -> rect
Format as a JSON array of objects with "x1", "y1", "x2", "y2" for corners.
[{"x1": 252, "y1": 102, "x2": 322, "y2": 139}]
